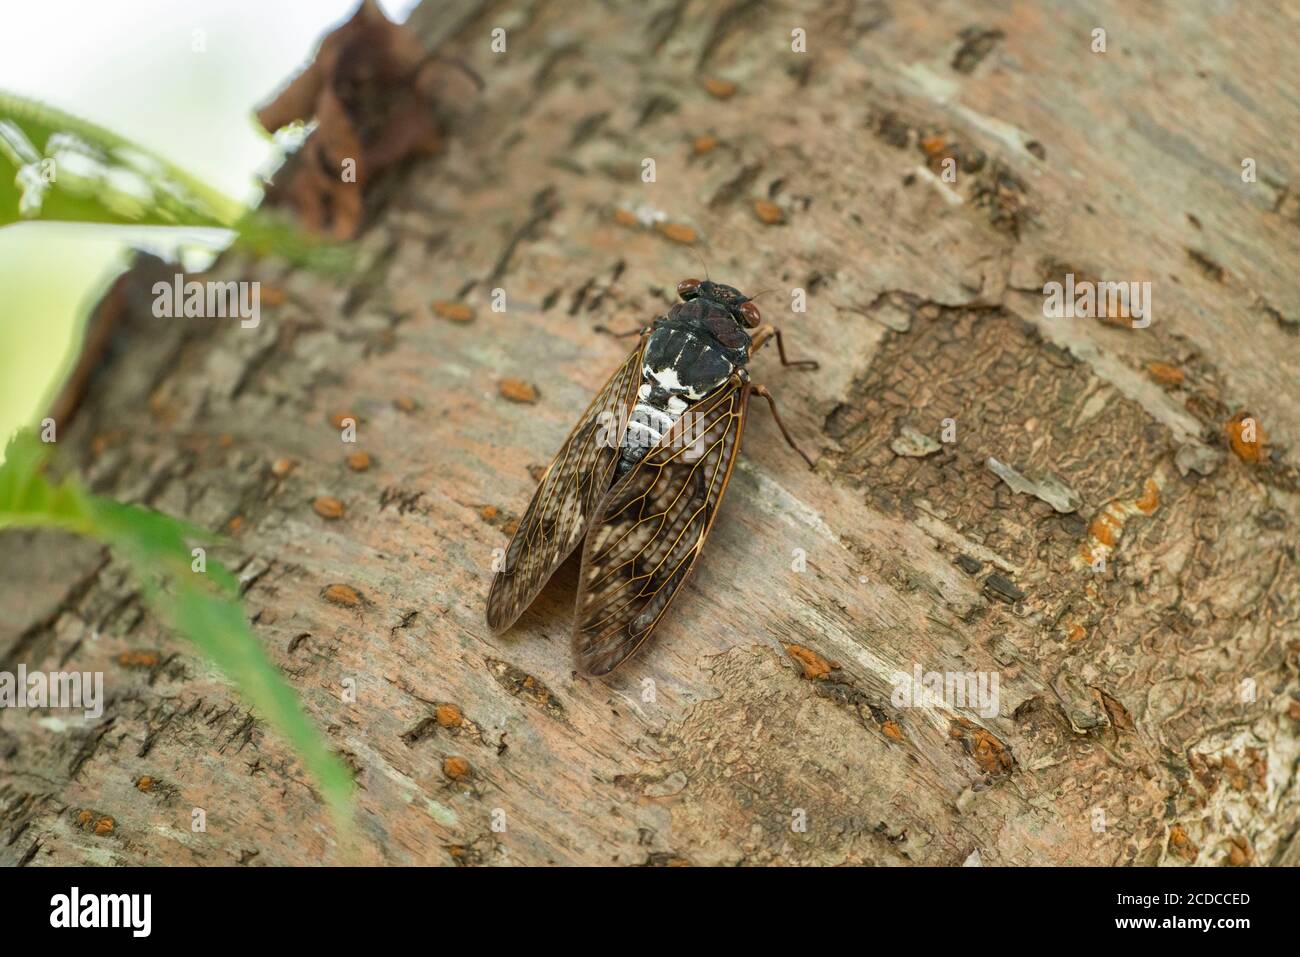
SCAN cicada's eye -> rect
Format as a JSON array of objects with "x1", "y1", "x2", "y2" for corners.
[
  {"x1": 677, "y1": 278, "x2": 702, "y2": 301},
  {"x1": 738, "y1": 300, "x2": 762, "y2": 328}
]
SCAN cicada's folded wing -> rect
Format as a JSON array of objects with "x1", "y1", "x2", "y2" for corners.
[
  {"x1": 574, "y1": 379, "x2": 749, "y2": 675},
  {"x1": 486, "y1": 341, "x2": 646, "y2": 633}
]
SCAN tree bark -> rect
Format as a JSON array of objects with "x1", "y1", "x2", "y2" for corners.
[{"x1": 3, "y1": 0, "x2": 1298, "y2": 866}]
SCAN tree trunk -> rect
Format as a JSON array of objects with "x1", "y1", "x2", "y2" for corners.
[{"x1": 3, "y1": 0, "x2": 1298, "y2": 866}]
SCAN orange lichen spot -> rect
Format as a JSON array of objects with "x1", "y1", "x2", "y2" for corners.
[
  {"x1": 1146, "y1": 361, "x2": 1185, "y2": 386},
  {"x1": 136, "y1": 776, "x2": 155, "y2": 793},
  {"x1": 1168, "y1": 824, "x2": 1198, "y2": 861},
  {"x1": 435, "y1": 704, "x2": 463, "y2": 728},
  {"x1": 432, "y1": 300, "x2": 474, "y2": 323},
  {"x1": 783, "y1": 643, "x2": 835, "y2": 680},
  {"x1": 330, "y1": 410, "x2": 359, "y2": 429},
  {"x1": 480, "y1": 505, "x2": 499, "y2": 522},
  {"x1": 1135, "y1": 478, "x2": 1160, "y2": 514},
  {"x1": 753, "y1": 200, "x2": 785, "y2": 225},
  {"x1": 76, "y1": 809, "x2": 115, "y2": 835},
  {"x1": 919, "y1": 134, "x2": 946, "y2": 156},
  {"x1": 1088, "y1": 510, "x2": 1122, "y2": 547},
  {"x1": 613, "y1": 207, "x2": 640, "y2": 228},
  {"x1": 443, "y1": 756, "x2": 471, "y2": 780},
  {"x1": 657, "y1": 222, "x2": 698, "y2": 245},
  {"x1": 393, "y1": 396, "x2": 417, "y2": 413},
  {"x1": 313, "y1": 496, "x2": 345, "y2": 519},
  {"x1": 702, "y1": 77, "x2": 737, "y2": 99},
  {"x1": 346, "y1": 451, "x2": 371, "y2": 471},
  {"x1": 1225, "y1": 412, "x2": 1267, "y2": 463},
  {"x1": 271, "y1": 457, "x2": 296, "y2": 478},
  {"x1": 881, "y1": 719, "x2": 905, "y2": 742},
  {"x1": 322, "y1": 583, "x2": 362, "y2": 607},
  {"x1": 117, "y1": 650, "x2": 159, "y2": 669},
  {"x1": 226, "y1": 515, "x2": 244, "y2": 534},
  {"x1": 969, "y1": 728, "x2": 1013, "y2": 775},
  {"x1": 692, "y1": 134, "x2": 718, "y2": 155},
  {"x1": 1073, "y1": 478, "x2": 1163, "y2": 571},
  {"x1": 217, "y1": 433, "x2": 234, "y2": 448},
  {"x1": 502, "y1": 518, "x2": 520, "y2": 536},
  {"x1": 951, "y1": 717, "x2": 1014, "y2": 775},
  {"x1": 498, "y1": 378, "x2": 539, "y2": 404},
  {"x1": 1066, "y1": 622, "x2": 1086, "y2": 643}
]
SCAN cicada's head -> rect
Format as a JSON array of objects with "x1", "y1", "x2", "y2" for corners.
[{"x1": 676, "y1": 278, "x2": 762, "y2": 328}]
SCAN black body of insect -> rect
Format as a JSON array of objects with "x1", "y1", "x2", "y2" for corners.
[{"x1": 486, "y1": 277, "x2": 817, "y2": 675}]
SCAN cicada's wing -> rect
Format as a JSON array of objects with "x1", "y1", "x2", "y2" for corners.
[
  {"x1": 486, "y1": 340, "x2": 646, "y2": 634},
  {"x1": 574, "y1": 379, "x2": 749, "y2": 675}
]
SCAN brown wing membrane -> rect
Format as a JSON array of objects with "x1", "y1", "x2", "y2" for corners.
[
  {"x1": 574, "y1": 379, "x2": 749, "y2": 675},
  {"x1": 486, "y1": 341, "x2": 646, "y2": 633}
]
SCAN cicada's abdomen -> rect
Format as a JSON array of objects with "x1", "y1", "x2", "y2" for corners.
[{"x1": 618, "y1": 395, "x2": 678, "y2": 475}]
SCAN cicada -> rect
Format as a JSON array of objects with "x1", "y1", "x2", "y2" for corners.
[{"x1": 486, "y1": 278, "x2": 817, "y2": 675}]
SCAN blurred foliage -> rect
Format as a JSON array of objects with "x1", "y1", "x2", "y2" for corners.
[
  {"x1": 0, "y1": 85, "x2": 356, "y2": 841},
  {"x1": 0, "y1": 89, "x2": 349, "y2": 272},
  {"x1": 0, "y1": 429, "x2": 355, "y2": 835}
]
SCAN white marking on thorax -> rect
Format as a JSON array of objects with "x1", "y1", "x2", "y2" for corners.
[
  {"x1": 646, "y1": 365, "x2": 707, "y2": 401},
  {"x1": 620, "y1": 351, "x2": 727, "y2": 464}
]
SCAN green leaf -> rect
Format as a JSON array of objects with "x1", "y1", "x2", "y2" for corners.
[
  {"x1": 0, "y1": 89, "x2": 350, "y2": 275},
  {"x1": 0, "y1": 89, "x2": 244, "y2": 229},
  {"x1": 0, "y1": 431, "x2": 354, "y2": 835}
]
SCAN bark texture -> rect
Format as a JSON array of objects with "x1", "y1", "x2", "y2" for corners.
[{"x1": 3, "y1": 0, "x2": 1299, "y2": 866}]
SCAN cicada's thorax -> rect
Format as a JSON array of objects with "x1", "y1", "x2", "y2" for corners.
[{"x1": 616, "y1": 297, "x2": 752, "y2": 477}]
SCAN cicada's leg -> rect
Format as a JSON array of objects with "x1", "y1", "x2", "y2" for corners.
[
  {"x1": 751, "y1": 383, "x2": 816, "y2": 469},
  {"x1": 750, "y1": 325, "x2": 819, "y2": 370}
]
